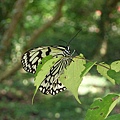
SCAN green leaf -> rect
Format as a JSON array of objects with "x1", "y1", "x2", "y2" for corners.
[
  {"x1": 107, "y1": 70, "x2": 120, "y2": 84},
  {"x1": 34, "y1": 55, "x2": 57, "y2": 87},
  {"x1": 81, "y1": 61, "x2": 96, "y2": 77},
  {"x1": 105, "y1": 114, "x2": 120, "y2": 120},
  {"x1": 59, "y1": 57, "x2": 86, "y2": 103},
  {"x1": 85, "y1": 94, "x2": 120, "y2": 120},
  {"x1": 110, "y1": 60, "x2": 120, "y2": 72},
  {"x1": 107, "y1": 60, "x2": 120, "y2": 84},
  {"x1": 32, "y1": 57, "x2": 60, "y2": 103},
  {"x1": 97, "y1": 63, "x2": 115, "y2": 84},
  {"x1": 34, "y1": 55, "x2": 53, "y2": 77},
  {"x1": 97, "y1": 61, "x2": 120, "y2": 85}
]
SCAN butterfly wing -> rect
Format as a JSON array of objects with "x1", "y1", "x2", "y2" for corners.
[
  {"x1": 21, "y1": 46, "x2": 72, "y2": 95},
  {"x1": 39, "y1": 57, "x2": 72, "y2": 95},
  {"x1": 21, "y1": 46, "x2": 67, "y2": 74}
]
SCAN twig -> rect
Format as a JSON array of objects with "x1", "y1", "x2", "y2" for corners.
[{"x1": 75, "y1": 56, "x2": 110, "y2": 70}]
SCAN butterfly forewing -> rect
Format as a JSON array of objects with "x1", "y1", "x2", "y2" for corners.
[
  {"x1": 21, "y1": 46, "x2": 68, "y2": 74},
  {"x1": 39, "y1": 57, "x2": 72, "y2": 95}
]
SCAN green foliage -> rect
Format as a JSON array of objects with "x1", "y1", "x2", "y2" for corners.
[
  {"x1": 34, "y1": 55, "x2": 120, "y2": 119},
  {"x1": 60, "y1": 56, "x2": 86, "y2": 103},
  {"x1": 85, "y1": 94, "x2": 120, "y2": 120},
  {"x1": 97, "y1": 63, "x2": 115, "y2": 84},
  {"x1": 97, "y1": 61, "x2": 120, "y2": 85},
  {"x1": 105, "y1": 114, "x2": 120, "y2": 120},
  {"x1": 60, "y1": 57, "x2": 96, "y2": 103},
  {"x1": 108, "y1": 61, "x2": 120, "y2": 84},
  {"x1": 33, "y1": 55, "x2": 59, "y2": 103},
  {"x1": 34, "y1": 56, "x2": 59, "y2": 88}
]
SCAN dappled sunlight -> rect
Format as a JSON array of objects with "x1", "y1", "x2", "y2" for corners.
[
  {"x1": 78, "y1": 75, "x2": 109, "y2": 95},
  {"x1": 22, "y1": 79, "x2": 29, "y2": 86},
  {"x1": 100, "y1": 40, "x2": 107, "y2": 56},
  {"x1": 88, "y1": 25, "x2": 100, "y2": 33}
]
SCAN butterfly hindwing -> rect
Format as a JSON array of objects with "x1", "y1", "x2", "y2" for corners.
[
  {"x1": 39, "y1": 78, "x2": 66, "y2": 95},
  {"x1": 39, "y1": 57, "x2": 72, "y2": 95}
]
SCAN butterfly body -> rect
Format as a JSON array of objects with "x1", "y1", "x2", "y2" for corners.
[{"x1": 21, "y1": 46, "x2": 73, "y2": 95}]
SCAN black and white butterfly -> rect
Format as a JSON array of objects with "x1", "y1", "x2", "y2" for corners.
[{"x1": 21, "y1": 46, "x2": 74, "y2": 95}]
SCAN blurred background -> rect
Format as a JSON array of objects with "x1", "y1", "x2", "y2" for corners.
[{"x1": 0, "y1": 0, "x2": 120, "y2": 119}]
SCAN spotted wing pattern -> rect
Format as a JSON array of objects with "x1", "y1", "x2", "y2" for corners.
[
  {"x1": 21, "y1": 46, "x2": 67, "y2": 74},
  {"x1": 39, "y1": 57, "x2": 72, "y2": 95}
]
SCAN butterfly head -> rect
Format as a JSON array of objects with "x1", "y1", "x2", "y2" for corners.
[{"x1": 63, "y1": 46, "x2": 75, "y2": 57}]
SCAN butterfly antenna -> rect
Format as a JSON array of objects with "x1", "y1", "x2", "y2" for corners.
[
  {"x1": 59, "y1": 39, "x2": 67, "y2": 45},
  {"x1": 67, "y1": 29, "x2": 82, "y2": 46}
]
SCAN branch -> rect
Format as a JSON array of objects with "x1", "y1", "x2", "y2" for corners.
[
  {"x1": 0, "y1": 0, "x2": 26, "y2": 59},
  {"x1": 0, "y1": 0, "x2": 65, "y2": 81},
  {"x1": 0, "y1": 62, "x2": 21, "y2": 81}
]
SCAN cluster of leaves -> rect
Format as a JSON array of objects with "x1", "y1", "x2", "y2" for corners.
[{"x1": 34, "y1": 55, "x2": 120, "y2": 120}]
